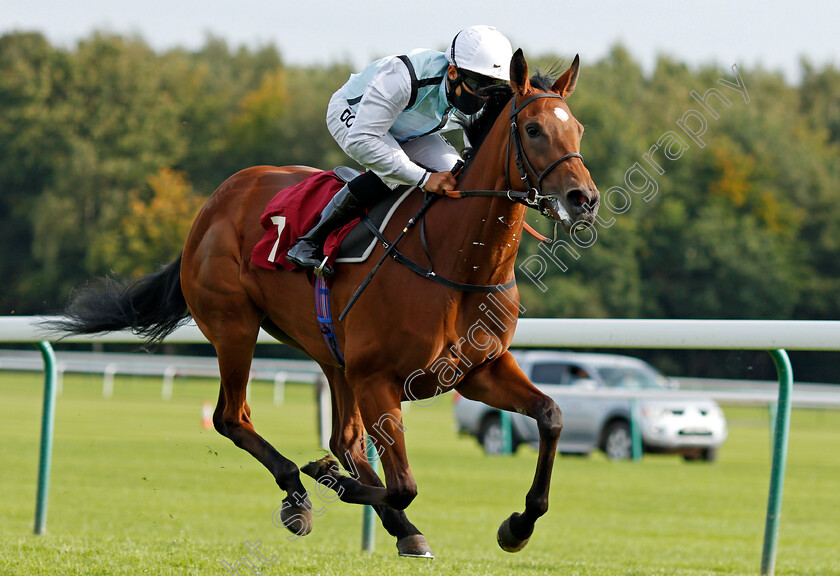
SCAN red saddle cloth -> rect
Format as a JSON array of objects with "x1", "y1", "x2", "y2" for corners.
[{"x1": 252, "y1": 170, "x2": 361, "y2": 271}]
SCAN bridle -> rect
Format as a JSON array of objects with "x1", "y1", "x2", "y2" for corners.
[
  {"x1": 339, "y1": 90, "x2": 588, "y2": 320},
  {"x1": 505, "y1": 92, "x2": 585, "y2": 215},
  {"x1": 445, "y1": 90, "x2": 586, "y2": 217}
]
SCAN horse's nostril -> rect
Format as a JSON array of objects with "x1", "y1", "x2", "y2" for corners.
[{"x1": 566, "y1": 189, "x2": 589, "y2": 208}]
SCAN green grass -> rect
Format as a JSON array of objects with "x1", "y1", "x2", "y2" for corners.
[{"x1": 2, "y1": 370, "x2": 839, "y2": 575}]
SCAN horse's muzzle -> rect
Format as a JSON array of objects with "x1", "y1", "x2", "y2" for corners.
[
  {"x1": 538, "y1": 196, "x2": 573, "y2": 230},
  {"x1": 540, "y1": 186, "x2": 599, "y2": 232}
]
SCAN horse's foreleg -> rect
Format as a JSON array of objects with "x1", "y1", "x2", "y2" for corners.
[
  {"x1": 300, "y1": 369, "x2": 388, "y2": 506},
  {"x1": 354, "y1": 381, "x2": 420, "y2": 512},
  {"x1": 456, "y1": 350, "x2": 562, "y2": 552},
  {"x1": 302, "y1": 376, "x2": 416, "y2": 510}
]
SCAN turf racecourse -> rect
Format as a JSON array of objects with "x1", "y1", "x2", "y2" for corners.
[{"x1": 1, "y1": 371, "x2": 838, "y2": 576}]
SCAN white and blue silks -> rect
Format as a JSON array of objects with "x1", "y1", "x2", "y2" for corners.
[{"x1": 326, "y1": 49, "x2": 466, "y2": 190}]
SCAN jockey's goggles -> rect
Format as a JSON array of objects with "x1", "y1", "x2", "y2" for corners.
[{"x1": 458, "y1": 69, "x2": 509, "y2": 95}]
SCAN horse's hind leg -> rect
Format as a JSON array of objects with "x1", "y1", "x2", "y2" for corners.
[
  {"x1": 316, "y1": 368, "x2": 432, "y2": 557},
  {"x1": 198, "y1": 305, "x2": 313, "y2": 537}
]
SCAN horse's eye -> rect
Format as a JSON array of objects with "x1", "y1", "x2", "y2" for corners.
[{"x1": 525, "y1": 124, "x2": 541, "y2": 138}]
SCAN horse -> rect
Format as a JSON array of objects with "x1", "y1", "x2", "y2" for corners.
[{"x1": 51, "y1": 49, "x2": 599, "y2": 557}]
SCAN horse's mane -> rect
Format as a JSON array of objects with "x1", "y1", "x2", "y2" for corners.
[{"x1": 458, "y1": 70, "x2": 559, "y2": 165}]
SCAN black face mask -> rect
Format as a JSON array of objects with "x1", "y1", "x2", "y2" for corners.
[{"x1": 446, "y1": 75, "x2": 486, "y2": 115}]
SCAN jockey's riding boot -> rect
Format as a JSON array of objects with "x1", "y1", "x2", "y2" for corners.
[{"x1": 286, "y1": 184, "x2": 362, "y2": 277}]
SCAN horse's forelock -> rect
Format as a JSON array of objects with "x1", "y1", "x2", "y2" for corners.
[
  {"x1": 530, "y1": 59, "x2": 566, "y2": 92},
  {"x1": 530, "y1": 70, "x2": 559, "y2": 92}
]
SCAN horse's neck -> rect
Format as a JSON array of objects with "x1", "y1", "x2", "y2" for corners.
[
  {"x1": 425, "y1": 144, "x2": 526, "y2": 287},
  {"x1": 459, "y1": 196, "x2": 526, "y2": 284}
]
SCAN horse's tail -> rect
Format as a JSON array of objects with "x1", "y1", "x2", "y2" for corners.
[{"x1": 49, "y1": 254, "x2": 191, "y2": 345}]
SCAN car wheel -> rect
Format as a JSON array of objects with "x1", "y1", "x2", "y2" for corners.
[
  {"x1": 479, "y1": 414, "x2": 505, "y2": 455},
  {"x1": 603, "y1": 420, "x2": 633, "y2": 461},
  {"x1": 683, "y1": 450, "x2": 701, "y2": 462},
  {"x1": 683, "y1": 447, "x2": 718, "y2": 463}
]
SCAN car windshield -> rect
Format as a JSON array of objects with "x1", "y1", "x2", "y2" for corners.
[{"x1": 596, "y1": 366, "x2": 667, "y2": 389}]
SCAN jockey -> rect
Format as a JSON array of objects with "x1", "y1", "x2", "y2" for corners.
[{"x1": 286, "y1": 25, "x2": 513, "y2": 276}]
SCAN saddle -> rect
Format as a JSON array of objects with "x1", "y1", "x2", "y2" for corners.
[{"x1": 251, "y1": 168, "x2": 414, "y2": 273}]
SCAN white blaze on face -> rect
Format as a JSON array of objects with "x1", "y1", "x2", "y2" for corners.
[{"x1": 554, "y1": 107, "x2": 569, "y2": 122}]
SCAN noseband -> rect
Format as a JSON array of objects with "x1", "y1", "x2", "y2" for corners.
[{"x1": 505, "y1": 92, "x2": 585, "y2": 214}]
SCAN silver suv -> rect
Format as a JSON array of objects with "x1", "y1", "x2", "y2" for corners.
[{"x1": 454, "y1": 351, "x2": 727, "y2": 461}]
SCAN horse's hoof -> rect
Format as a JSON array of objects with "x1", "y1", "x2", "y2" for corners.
[
  {"x1": 301, "y1": 454, "x2": 339, "y2": 479},
  {"x1": 397, "y1": 534, "x2": 434, "y2": 558},
  {"x1": 497, "y1": 513, "x2": 533, "y2": 553},
  {"x1": 279, "y1": 497, "x2": 313, "y2": 537}
]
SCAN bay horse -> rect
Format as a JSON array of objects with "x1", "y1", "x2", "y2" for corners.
[{"x1": 52, "y1": 49, "x2": 599, "y2": 557}]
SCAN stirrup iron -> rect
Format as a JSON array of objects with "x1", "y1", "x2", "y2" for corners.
[{"x1": 314, "y1": 256, "x2": 331, "y2": 277}]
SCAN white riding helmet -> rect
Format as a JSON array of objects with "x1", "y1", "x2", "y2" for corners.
[{"x1": 446, "y1": 25, "x2": 513, "y2": 83}]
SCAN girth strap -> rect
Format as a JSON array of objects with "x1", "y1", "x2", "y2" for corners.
[{"x1": 314, "y1": 275, "x2": 345, "y2": 369}]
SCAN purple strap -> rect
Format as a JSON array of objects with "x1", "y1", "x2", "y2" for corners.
[{"x1": 314, "y1": 275, "x2": 345, "y2": 369}]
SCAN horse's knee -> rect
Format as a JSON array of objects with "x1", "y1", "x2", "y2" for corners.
[
  {"x1": 386, "y1": 483, "x2": 418, "y2": 511},
  {"x1": 536, "y1": 398, "x2": 562, "y2": 439}
]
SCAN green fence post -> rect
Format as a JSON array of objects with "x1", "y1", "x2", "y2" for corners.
[
  {"x1": 760, "y1": 349, "x2": 793, "y2": 576},
  {"x1": 361, "y1": 435, "x2": 379, "y2": 553},
  {"x1": 34, "y1": 341, "x2": 57, "y2": 535},
  {"x1": 500, "y1": 410, "x2": 513, "y2": 455},
  {"x1": 630, "y1": 398, "x2": 643, "y2": 461}
]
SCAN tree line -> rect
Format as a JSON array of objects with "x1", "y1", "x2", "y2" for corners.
[{"x1": 2, "y1": 31, "x2": 838, "y2": 380}]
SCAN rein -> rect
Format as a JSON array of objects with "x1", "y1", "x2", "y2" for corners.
[
  {"x1": 338, "y1": 91, "x2": 582, "y2": 322},
  {"x1": 338, "y1": 191, "x2": 516, "y2": 322}
]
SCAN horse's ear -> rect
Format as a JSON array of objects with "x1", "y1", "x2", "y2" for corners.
[
  {"x1": 509, "y1": 48, "x2": 530, "y2": 94},
  {"x1": 552, "y1": 54, "x2": 580, "y2": 98}
]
